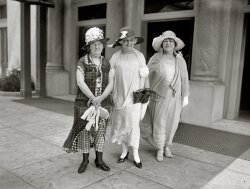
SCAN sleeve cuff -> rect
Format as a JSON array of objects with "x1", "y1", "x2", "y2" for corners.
[
  {"x1": 139, "y1": 67, "x2": 149, "y2": 78},
  {"x1": 77, "y1": 66, "x2": 85, "y2": 76}
]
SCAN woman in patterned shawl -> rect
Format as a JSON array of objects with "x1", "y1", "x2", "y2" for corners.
[
  {"x1": 63, "y1": 27, "x2": 114, "y2": 173},
  {"x1": 140, "y1": 30, "x2": 189, "y2": 162}
]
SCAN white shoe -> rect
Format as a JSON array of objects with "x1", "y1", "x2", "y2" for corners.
[
  {"x1": 164, "y1": 146, "x2": 173, "y2": 158},
  {"x1": 156, "y1": 150, "x2": 163, "y2": 162}
]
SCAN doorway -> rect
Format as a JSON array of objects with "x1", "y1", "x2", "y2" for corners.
[{"x1": 239, "y1": 14, "x2": 250, "y2": 122}]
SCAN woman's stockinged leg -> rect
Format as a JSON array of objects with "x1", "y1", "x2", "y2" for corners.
[
  {"x1": 133, "y1": 147, "x2": 142, "y2": 168},
  {"x1": 132, "y1": 147, "x2": 140, "y2": 163},
  {"x1": 156, "y1": 148, "x2": 164, "y2": 162},
  {"x1": 120, "y1": 142, "x2": 129, "y2": 158},
  {"x1": 164, "y1": 145, "x2": 173, "y2": 158}
]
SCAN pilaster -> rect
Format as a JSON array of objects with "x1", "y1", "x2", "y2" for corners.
[
  {"x1": 46, "y1": 0, "x2": 69, "y2": 96},
  {"x1": 191, "y1": 0, "x2": 230, "y2": 81}
]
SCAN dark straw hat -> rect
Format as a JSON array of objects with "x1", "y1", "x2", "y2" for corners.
[{"x1": 108, "y1": 26, "x2": 144, "y2": 48}]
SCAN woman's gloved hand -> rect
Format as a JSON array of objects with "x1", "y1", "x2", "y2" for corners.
[
  {"x1": 140, "y1": 101, "x2": 149, "y2": 120},
  {"x1": 182, "y1": 96, "x2": 189, "y2": 108}
]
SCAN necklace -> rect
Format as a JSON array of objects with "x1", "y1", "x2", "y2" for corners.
[
  {"x1": 85, "y1": 55, "x2": 103, "y2": 67},
  {"x1": 90, "y1": 56, "x2": 101, "y2": 67}
]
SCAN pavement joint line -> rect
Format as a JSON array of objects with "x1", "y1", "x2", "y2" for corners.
[
  {"x1": 10, "y1": 153, "x2": 73, "y2": 172},
  {"x1": 0, "y1": 165, "x2": 39, "y2": 189},
  {"x1": 0, "y1": 127, "x2": 63, "y2": 149},
  {"x1": 174, "y1": 152, "x2": 250, "y2": 176},
  {"x1": 226, "y1": 166, "x2": 250, "y2": 177},
  {"x1": 79, "y1": 170, "x2": 124, "y2": 189},
  {"x1": 122, "y1": 168, "x2": 174, "y2": 189},
  {"x1": 172, "y1": 150, "x2": 235, "y2": 169}
]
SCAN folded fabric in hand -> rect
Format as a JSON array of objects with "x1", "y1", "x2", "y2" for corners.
[
  {"x1": 81, "y1": 106, "x2": 109, "y2": 131},
  {"x1": 133, "y1": 88, "x2": 151, "y2": 104}
]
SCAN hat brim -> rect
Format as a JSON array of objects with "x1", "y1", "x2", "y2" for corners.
[
  {"x1": 81, "y1": 38, "x2": 110, "y2": 51},
  {"x1": 109, "y1": 37, "x2": 144, "y2": 48},
  {"x1": 152, "y1": 36, "x2": 184, "y2": 52}
]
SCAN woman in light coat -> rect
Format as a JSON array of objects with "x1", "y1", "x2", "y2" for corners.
[{"x1": 140, "y1": 30, "x2": 189, "y2": 162}]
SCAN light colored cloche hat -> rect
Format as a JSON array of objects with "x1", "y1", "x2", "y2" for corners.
[
  {"x1": 108, "y1": 26, "x2": 144, "y2": 48},
  {"x1": 82, "y1": 27, "x2": 109, "y2": 50},
  {"x1": 152, "y1": 30, "x2": 185, "y2": 52}
]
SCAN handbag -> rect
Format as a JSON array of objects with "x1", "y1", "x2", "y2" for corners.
[{"x1": 133, "y1": 88, "x2": 151, "y2": 104}]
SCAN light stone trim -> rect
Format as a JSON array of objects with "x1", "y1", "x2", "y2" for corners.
[
  {"x1": 72, "y1": 0, "x2": 107, "y2": 6},
  {"x1": 77, "y1": 19, "x2": 106, "y2": 27},
  {"x1": 0, "y1": 19, "x2": 7, "y2": 28},
  {"x1": 226, "y1": 0, "x2": 245, "y2": 119},
  {"x1": 142, "y1": 10, "x2": 194, "y2": 21}
]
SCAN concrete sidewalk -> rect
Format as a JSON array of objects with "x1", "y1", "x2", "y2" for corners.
[{"x1": 0, "y1": 96, "x2": 250, "y2": 189}]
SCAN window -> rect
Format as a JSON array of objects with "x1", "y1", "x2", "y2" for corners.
[
  {"x1": 78, "y1": 3, "x2": 107, "y2": 21},
  {"x1": 144, "y1": 0, "x2": 194, "y2": 14},
  {"x1": 0, "y1": 5, "x2": 7, "y2": 19}
]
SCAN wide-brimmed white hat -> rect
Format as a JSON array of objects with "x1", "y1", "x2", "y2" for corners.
[{"x1": 152, "y1": 30, "x2": 184, "y2": 52}]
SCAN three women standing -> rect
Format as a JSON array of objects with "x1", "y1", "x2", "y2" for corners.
[
  {"x1": 63, "y1": 26, "x2": 189, "y2": 174},
  {"x1": 140, "y1": 30, "x2": 189, "y2": 162},
  {"x1": 63, "y1": 27, "x2": 114, "y2": 173}
]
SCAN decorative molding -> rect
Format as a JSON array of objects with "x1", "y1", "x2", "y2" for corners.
[
  {"x1": 142, "y1": 10, "x2": 194, "y2": 21},
  {"x1": 77, "y1": 18, "x2": 106, "y2": 26},
  {"x1": 72, "y1": 0, "x2": 106, "y2": 6},
  {"x1": 244, "y1": 5, "x2": 250, "y2": 12}
]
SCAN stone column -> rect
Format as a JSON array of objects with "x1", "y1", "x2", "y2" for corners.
[
  {"x1": 46, "y1": 0, "x2": 69, "y2": 96},
  {"x1": 124, "y1": 0, "x2": 134, "y2": 27},
  {"x1": 36, "y1": 6, "x2": 47, "y2": 97},
  {"x1": 47, "y1": 0, "x2": 63, "y2": 70},
  {"x1": 182, "y1": 0, "x2": 234, "y2": 126},
  {"x1": 124, "y1": 0, "x2": 143, "y2": 49},
  {"x1": 106, "y1": 0, "x2": 124, "y2": 60},
  {"x1": 191, "y1": 0, "x2": 228, "y2": 81},
  {"x1": 0, "y1": 28, "x2": 8, "y2": 77},
  {"x1": 20, "y1": 2, "x2": 32, "y2": 98}
]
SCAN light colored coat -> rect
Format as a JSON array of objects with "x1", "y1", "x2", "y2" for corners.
[{"x1": 140, "y1": 52, "x2": 189, "y2": 149}]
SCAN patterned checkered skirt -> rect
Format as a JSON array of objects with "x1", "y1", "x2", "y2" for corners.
[{"x1": 63, "y1": 100, "x2": 90, "y2": 153}]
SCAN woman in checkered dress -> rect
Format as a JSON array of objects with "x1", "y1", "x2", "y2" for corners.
[{"x1": 63, "y1": 27, "x2": 114, "y2": 174}]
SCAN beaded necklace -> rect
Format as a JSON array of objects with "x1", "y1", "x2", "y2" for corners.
[{"x1": 85, "y1": 54, "x2": 103, "y2": 97}]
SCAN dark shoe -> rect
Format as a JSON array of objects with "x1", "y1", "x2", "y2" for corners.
[
  {"x1": 133, "y1": 161, "x2": 142, "y2": 169},
  {"x1": 78, "y1": 153, "x2": 89, "y2": 174},
  {"x1": 95, "y1": 151, "x2": 110, "y2": 171},
  {"x1": 78, "y1": 160, "x2": 89, "y2": 173},
  {"x1": 95, "y1": 159, "x2": 110, "y2": 171},
  {"x1": 117, "y1": 152, "x2": 129, "y2": 163}
]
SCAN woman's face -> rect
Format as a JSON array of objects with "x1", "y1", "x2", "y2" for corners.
[
  {"x1": 119, "y1": 37, "x2": 137, "y2": 52},
  {"x1": 162, "y1": 38, "x2": 175, "y2": 53},
  {"x1": 89, "y1": 40, "x2": 104, "y2": 57}
]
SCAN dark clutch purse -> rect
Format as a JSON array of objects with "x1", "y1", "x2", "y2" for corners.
[{"x1": 133, "y1": 88, "x2": 151, "y2": 104}]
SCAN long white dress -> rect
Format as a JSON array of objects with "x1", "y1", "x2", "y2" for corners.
[{"x1": 110, "y1": 49, "x2": 147, "y2": 149}]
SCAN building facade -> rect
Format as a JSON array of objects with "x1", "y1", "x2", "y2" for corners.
[{"x1": 1, "y1": 0, "x2": 250, "y2": 128}]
